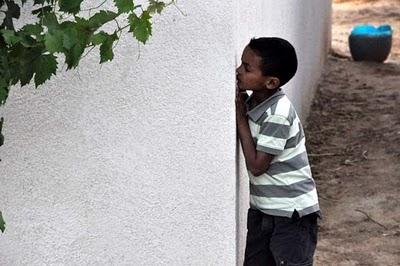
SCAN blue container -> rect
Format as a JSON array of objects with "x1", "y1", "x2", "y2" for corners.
[{"x1": 349, "y1": 24, "x2": 393, "y2": 62}]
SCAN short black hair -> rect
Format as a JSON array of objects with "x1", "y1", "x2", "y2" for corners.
[{"x1": 248, "y1": 37, "x2": 298, "y2": 87}]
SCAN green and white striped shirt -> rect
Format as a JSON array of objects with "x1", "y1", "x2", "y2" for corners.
[{"x1": 245, "y1": 89, "x2": 320, "y2": 218}]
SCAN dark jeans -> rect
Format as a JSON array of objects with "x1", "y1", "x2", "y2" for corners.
[{"x1": 244, "y1": 208, "x2": 319, "y2": 266}]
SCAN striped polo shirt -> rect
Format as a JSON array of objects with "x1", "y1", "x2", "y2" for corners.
[{"x1": 245, "y1": 88, "x2": 320, "y2": 218}]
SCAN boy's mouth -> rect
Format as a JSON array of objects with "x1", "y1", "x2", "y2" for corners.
[{"x1": 237, "y1": 80, "x2": 245, "y2": 91}]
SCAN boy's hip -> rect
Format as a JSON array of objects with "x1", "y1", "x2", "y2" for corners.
[
  {"x1": 247, "y1": 207, "x2": 319, "y2": 233},
  {"x1": 245, "y1": 208, "x2": 319, "y2": 265}
]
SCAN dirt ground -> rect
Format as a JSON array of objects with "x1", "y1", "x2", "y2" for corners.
[{"x1": 305, "y1": 0, "x2": 400, "y2": 265}]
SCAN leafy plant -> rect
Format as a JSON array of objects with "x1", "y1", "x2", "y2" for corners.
[
  {"x1": 0, "y1": 211, "x2": 5, "y2": 233},
  {"x1": 0, "y1": 0, "x2": 177, "y2": 233}
]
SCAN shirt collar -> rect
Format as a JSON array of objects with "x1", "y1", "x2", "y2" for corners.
[{"x1": 245, "y1": 88, "x2": 285, "y2": 122}]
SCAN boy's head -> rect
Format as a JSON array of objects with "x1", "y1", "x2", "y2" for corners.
[{"x1": 236, "y1": 37, "x2": 298, "y2": 91}]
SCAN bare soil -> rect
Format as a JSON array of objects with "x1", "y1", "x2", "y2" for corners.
[{"x1": 306, "y1": 0, "x2": 400, "y2": 265}]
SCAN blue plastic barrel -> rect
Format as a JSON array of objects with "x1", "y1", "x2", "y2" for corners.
[{"x1": 349, "y1": 24, "x2": 393, "y2": 62}]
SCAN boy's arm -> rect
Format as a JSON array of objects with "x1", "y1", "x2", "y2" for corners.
[{"x1": 236, "y1": 92, "x2": 273, "y2": 176}]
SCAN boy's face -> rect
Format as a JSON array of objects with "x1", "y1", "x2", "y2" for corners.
[{"x1": 236, "y1": 46, "x2": 278, "y2": 91}]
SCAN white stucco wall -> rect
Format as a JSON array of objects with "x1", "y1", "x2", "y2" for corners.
[
  {"x1": 0, "y1": 1, "x2": 237, "y2": 265},
  {"x1": 0, "y1": 1, "x2": 331, "y2": 265}
]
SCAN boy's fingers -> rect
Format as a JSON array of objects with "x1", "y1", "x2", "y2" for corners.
[
  {"x1": 235, "y1": 93, "x2": 241, "y2": 103},
  {"x1": 237, "y1": 93, "x2": 247, "y2": 104}
]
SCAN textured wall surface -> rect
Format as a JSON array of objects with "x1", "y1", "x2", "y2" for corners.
[
  {"x1": 0, "y1": 1, "x2": 237, "y2": 265},
  {"x1": 0, "y1": 1, "x2": 331, "y2": 265},
  {"x1": 235, "y1": 1, "x2": 332, "y2": 264}
]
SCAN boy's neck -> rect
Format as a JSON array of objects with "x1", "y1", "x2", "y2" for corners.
[{"x1": 252, "y1": 88, "x2": 279, "y2": 105}]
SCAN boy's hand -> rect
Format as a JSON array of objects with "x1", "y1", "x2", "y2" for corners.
[
  {"x1": 236, "y1": 88, "x2": 248, "y2": 124},
  {"x1": 235, "y1": 88, "x2": 273, "y2": 176}
]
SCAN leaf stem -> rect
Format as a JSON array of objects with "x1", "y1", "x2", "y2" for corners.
[
  {"x1": 171, "y1": 1, "x2": 186, "y2": 16},
  {"x1": 81, "y1": 0, "x2": 108, "y2": 12},
  {"x1": 80, "y1": 44, "x2": 96, "y2": 60}
]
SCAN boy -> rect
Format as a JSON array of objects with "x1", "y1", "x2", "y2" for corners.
[{"x1": 236, "y1": 37, "x2": 321, "y2": 266}]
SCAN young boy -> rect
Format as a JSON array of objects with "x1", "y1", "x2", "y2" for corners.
[{"x1": 236, "y1": 37, "x2": 321, "y2": 266}]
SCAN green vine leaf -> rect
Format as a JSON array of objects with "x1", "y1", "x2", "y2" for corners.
[
  {"x1": 114, "y1": 0, "x2": 135, "y2": 14},
  {"x1": 33, "y1": 54, "x2": 58, "y2": 87},
  {"x1": 128, "y1": 11, "x2": 152, "y2": 44},
  {"x1": 0, "y1": 117, "x2": 4, "y2": 147},
  {"x1": 1, "y1": 1, "x2": 20, "y2": 29},
  {"x1": 59, "y1": 0, "x2": 84, "y2": 15},
  {"x1": 19, "y1": 62, "x2": 35, "y2": 86},
  {"x1": 60, "y1": 22, "x2": 79, "y2": 50},
  {"x1": 6, "y1": 1, "x2": 21, "y2": 19},
  {"x1": 99, "y1": 32, "x2": 118, "y2": 63},
  {"x1": 1, "y1": 29, "x2": 21, "y2": 45},
  {"x1": 0, "y1": 211, "x2": 5, "y2": 233},
  {"x1": 21, "y1": 24, "x2": 44, "y2": 38},
  {"x1": 0, "y1": 80, "x2": 9, "y2": 105},
  {"x1": 88, "y1": 10, "x2": 119, "y2": 30},
  {"x1": 91, "y1": 31, "x2": 119, "y2": 63},
  {"x1": 148, "y1": 0, "x2": 166, "y2": 14},
  {"x1": 44, "y1": 30, "x2": 64, "y2": 53},
  {"x1": 64, "y1": 43, "x2": 84, "y2": 69},
  {"x1": 41, "y1": 12, "x2": 59, "y2": 32},
  {"x1": 20, "y1": 35, "x2": 37, "y2": 48},
  {"x1": 91, "y1": 31, "x2": 107, "y2": 45},
  {"x1": 61, "y1": 19, "x2": 92, "y2": 69}
]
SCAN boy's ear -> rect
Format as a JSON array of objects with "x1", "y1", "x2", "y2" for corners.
[{"x1": 264, "y1": 77, "x2": 280, "y2": 90}]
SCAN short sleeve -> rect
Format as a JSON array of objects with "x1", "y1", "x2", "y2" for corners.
[{"x1": 256, "y1": 115, "x2": 291, "y2": 155}]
